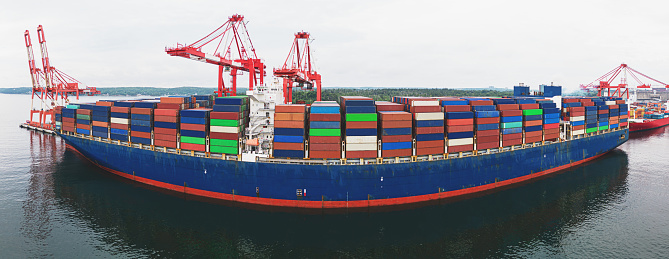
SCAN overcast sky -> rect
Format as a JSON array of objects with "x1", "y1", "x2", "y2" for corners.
[{"x1": 2, "y1": 0, "x2": 668, "y2": 92}]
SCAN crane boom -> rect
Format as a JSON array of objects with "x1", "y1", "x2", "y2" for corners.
[
  {"x1": 580, "y1": 64, "x2": 669, "y2": 98},
  {"x1": 273, "y1": 32, "x2": 322, "y2": 104}
]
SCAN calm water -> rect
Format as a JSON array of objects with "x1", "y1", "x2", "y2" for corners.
[{"x1": 1, "y1": 94, "x2": 668, "y2": 258}]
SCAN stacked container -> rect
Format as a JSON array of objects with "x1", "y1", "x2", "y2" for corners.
[
  {"x1": 54, "y1": 106, "x2": 63, "y2": 130},
  {"x1": 378, "y1": 111, "x2": 412, "y2": 157},
  {"x1": 470, "y1": 99, "x2": 500, "y2": 150},
  {"x1": 579, "y1": 98, "x2": 599, "y2": 134},
  {"x1": 180, "y1": 109, "x2": 210, "y2": 152},
  {"x1": 519, "y1": 100, "x2": 543, "y2": 144},
  {"x1": 91, "y1": 105, "x2": 111, "y2": 138},
  {"x1": 273, "y1": 104, "x2": 306, "y2": 158},
  {"x1": 408, "y1": 98, "x2": 444, "y2": 155},
  {"x1": 539, "y1": 100, "x2": 560, "y2": 141},
  {"x1": 110, "y1": 102, "x2": 132, "y2": 142},
  {"x1": 619, "y1": 103, "x2": 629, "y2": 127},
  {"x1": 597, "y1": 103, "x2": 609, "y2": 131},
  {"x1": 154, "y1": 107, "x2": 180, "y2": 149},
  {"x1": 76, "y1": 106, "x2": 92, "y2": 135},
  {"x1": 193, "y1": 95, "x2": 214, "y2": 108},
  {"x1": 210, "y1": 96, "x2": 249, "y2": 155},
  {"x1": 61, "y1": 106, "x2": 76, "y2": 133},
  {"x1": 495, "y1": 99, "x2": 522, "y2": 147},
  {"x1": 130, "y1": 102, "x2": 155, "y2": 145},
  {"x1": 441, "y1": 98, "x2": 474, "y2": 153},
  {"x1": 341, "y1": 96, "x2": 377, "y2": 159},
  {"x1": 608, "y1": 101, "x2": 620, "y2": 128},
  {"x1": 309, "y1": 101, "x2": 341, "y2": 159}
]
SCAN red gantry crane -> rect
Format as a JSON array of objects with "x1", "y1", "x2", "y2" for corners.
[
  {"x1": 166, "y1": 14, "x2": 264, "y2": 97},
  {"x1": 580, "y1": 63, "x2": 669, "y2": 99},
  {"x1": 274, "y1": 32, "x2": 322, "y2": 104},
  {"x1": 24, "y1": 25, "x2": 99, "y2": 131}
]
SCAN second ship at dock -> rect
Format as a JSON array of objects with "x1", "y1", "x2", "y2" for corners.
[{"x1": 54, "y1": 85, "x2": 630, "y2": 212}]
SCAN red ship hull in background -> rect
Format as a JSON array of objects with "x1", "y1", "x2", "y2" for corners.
[{"x1": 629, "y1": 117, "x2": 669, "y2": 132}]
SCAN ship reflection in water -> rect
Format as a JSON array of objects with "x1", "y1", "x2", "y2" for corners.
[{"x1": 22, "y1": 129, "x2": 631, "y2": 257}]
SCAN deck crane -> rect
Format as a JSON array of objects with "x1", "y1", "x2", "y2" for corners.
[
  {"x1": 580, "y1": 63, "x2": 669, "y2": 99},
  {"x1": 166, "y1": 14, "x2": 264, "y2": 97},
  {"x1": 24, "y1": 25, "x2": 99, "y2": 130},
  {"x1": 273, "y1": 32, "x2": 322, "y2": 104}
]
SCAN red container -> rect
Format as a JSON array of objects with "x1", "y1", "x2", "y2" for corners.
[
  {"x1": 379, "y1": 112, "x2": 412, "y2": 121},
  {"x1": 131, "y1": 108, "x2": 153, "y2": 115},
  {"x1": 211, "y1": 112, "x2": 241, "y2": 120},
  {"x1": 416, "y1": 146, "x2": 443, "y2": 156},
  {"x1": 275, "y1": 104, "x2": 306, "y2": 113},
  {"x1": 96, "y1": 101, "x2": 113, "y2": 107},
  {"x1": 475, "y1": 117, "x2": 500, "y2": 124},
  {"x1": 160, "y1": 97, "x2": 187, "y2": 104},
  {"x1": 620, "y1": 122, "x2": 628, "y2": 127},
  {"x1": 346, "y1": 121, "x2": 377, "y2": 129},
  {"x1": 63, "y1": 117, "x2": 75, "y2": 123},
  {"x1": 154, "y1": 127, "x2": 177, "y2": 135},
  {"x1": 570, "y1": 111, "x2": 585, "y2": 117},
  {"x1": 110, "y1": 123, "x2": 128, "y2": 130},
  {"x1": 381, "y1": 120, "x2": 412, "y2": 128},
  {"x1": 154, "y1": 115, "x2": 178, "y2": 123},
  {"x1": 382, "y1": 149, "x2": 412, "y2": 157},
  {"x1": 375, "y1": 102, "x2": 404, "y2": 111},
  {"x1": 525, "y1": 131, "x2": 543, "y2": 137},
  {"x1": 275, "y1": 120, "x2": 305, "y2": 128},
  {"x1": 77, "y1": 124, "x2": 90, "y2": 130},
  {"x1": 154, "y1": 109, "x2": 179, "y2": 116},
  {"x1": 310, "y1": 114, "x2": 340, "y2": 121},
  {"x1": 273, "y1": 142, "x2": 304, "y2": 150},
  {"x1": 409, "y1": 106, "x2": 441, "y2": 113},
  {"x1": 181, "y1": 123, "x2": 206, "y2": 131},
  {"x1": 476, "y1": 142, "x2": 499, "y2": 150},
  {"x1": 92, "y1": 121, "x2": 108, "y2": 127},
  {"x1": 63, "y1": 122, "x2": 75, "y2": 128},
  {"x1": 502, "y1": 138, "x2": 523, "y2": 146},
  {"x1": 519, "y1": 104, "x2": 539, "y2": 110},
  {"x1": 448, "y1": 144, "x2": 473, "y2": 153},
  {"x1": 572, "y1": 125, "x2": 585, "y2": 130},
  {"x1": 310, "y1": 143, "x2": 341, "y2": 151},
  {"x1": 477, "y1": 129, "x2": 499, "y2": 137},
  {"x1": 309, "y1": 136, "x2": 342, "y2": 144},
  {"x1": 77, "y1": 109, "x2": 91, "y2": 115},
  {"x1": 496, "y1": 104, "x2": 519, "y2": 110},
  {"x1": 446, "y1": 119, "x2": 474, "y2": 126},
  {"x1": 477, "y1": 135, "x2": 500, "y2": 143},
  {"x1": 502, "y1": 133, "x2": 522, "y2": 141},
  {"x1": 156, "y1": 103, "x2": 186, "y2": 110},
  {"x1": 544, "y1": 128, "x2": 560, "y2": 135},
  {"x1": 154, "y1": 133, "x2": 177, "y2": 141},
  {"x1": 523, "y1": 120, "x2": 542, "y2": 127},
  {"x1": 210, "y1": 132, "x2": 241, "y2": 140},
  {"x1": 181, "y1": 143, "x2": 205, "y2": 152},
  {"x1": 598, "y1": 110, "x2": 608, "y2": 114},
  {"x1": 525, "y1": 136, "x2": 543, "y2": 143},
  {"x1": 417, "y1": 140, "x2": 444, "y2": 148},
  {"x1": 131, "y1": 131, "x2": 150, "y2": 138},
  {"x1": 381, "y1": 135, "x2": 412, "y2": 142},
  {"x1": 446, "y1": 125, "x2": 474, "y2": 133},
  {"x1": 544, "y1": 123, "x2": 559, "y2": 129},
  {"x1": 310, "y1": 150, "x2": 342, "y2": 159},
  {"x1": 415, "y1": 127, "x2": 444, "y2": 134},
  {"x1": 346, "y1": 150, "x2": 377, "y2": 159},
  {"x1": 62, "y1": 126, "x2": 75, "y2": 132},
  {"x1": 442, "y1": 105, "x2": 471, "y2": 112},
  {"x1": 469, "y1": 100, "x2": 493, "y2": 106},
  {"x1": 501, "y1": 110, "x2": 522, "y2": 117},
  {"x1": 544, "y1": 133, "x2": 560, "y2": 140},
  {"x1": 569, "y1": 107, "x2": 585, "y2": 112},
  {"x1": 111, "y1": 107, "x2": 130, "y2": 113}
]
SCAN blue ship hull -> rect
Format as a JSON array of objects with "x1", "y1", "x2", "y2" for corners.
[{"x1": 59, "y1": 129, "x2": 628, "y2": 211}]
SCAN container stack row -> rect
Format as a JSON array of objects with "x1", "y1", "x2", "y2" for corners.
[
  {"x1": 309, "y1": 101, "x2": 342, "y2": 159},
  {"x1": 76, "y1": 106, "x2": 91, "y2": 135},
  {"x1": 519, "y1": 100, "x2": 543, "y2": 144},
  {"x1": 180, "y1": 109, "x2": 210, "y2": 152},
  {"x1": 470, "y1": 98, "x2": 499, "y2": 150},
  {"x1": 211, "y1": 96, "x2": 249, "y2": 155},
  {"x1": 440, "y1": 98, "x2": 474, "y2": 153},
  {"x1": 273, "y1": 104, "x2": 306, "y2": 158},
  {"x1": 494, "y1": 99, "x2": 522, "y2": 146},
  {"x1": 130, "y1": 102, "x2": 156, "y2": 145},
  {"x1": 376, "y1": 101, "x2": 411, "y2": 157},
  {"x1": 91, "y1": 105, "x2": 111, "y2": 138},
  {"x1": 110, "y1": 102, "x2": 133, "y2": 142},
  {"x1": 341, "y1": 96, "x2": 377, "y2": 159}
]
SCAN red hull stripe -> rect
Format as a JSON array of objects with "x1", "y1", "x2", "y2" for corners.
[
  {"x1": 630, "y1": 117, "x2": 669, "y2": 132},
  {"x1": 66, "y1": 144, "x2": 608, "y2": 209}
]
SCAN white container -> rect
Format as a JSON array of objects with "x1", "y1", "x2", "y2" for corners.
[
  {"x1": 605, "y1": 101, "x2": 616, "y2": 105},
  {"x1": 414, "y1": 112, "x2": 444, "y2": 121},
  {"x1": 210, "y1": 126, "x2": 240, "y2": 133},
  {"x1": 345, "y1": 136, "x2": 377, "y2": 143},
  {"x1": 111, "y1": 118, "x2": 129, "y2": 124},
  {"x1": 411, "y1": 100, "x2": 440, "y2": 106},
  {"x1": 447, "y1": 138, "x2": 473, "y2": 146},
  {"x1": 572, "y1": 129, "x2": 585, "y2": 135},
  {"x1": 570, "y1": 116, "x2": 585, "y2": 121},
  {"x1": 345, "y1": 143, "x2": 377, "y2": 151}
]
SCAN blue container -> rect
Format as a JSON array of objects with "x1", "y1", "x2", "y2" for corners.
[
  {"x1": 92, "y1": 126, "x2": 108, "y2": 132},
  {"x1": 475, "y1": 111, "x2": 500, "y2": 118},
  {"x1": 310, "y1": 106, "x2": 340, "y2": 114},
  {"x1": 515, "y1": 99, "x2": 536, "y2": 104},
  {"x1": 610, "y1": 124, "x2": 619, "y2": 128},
  {"x1": 441, "y1": 100, "x2": 468, "y2": 106},
  {"x1": 524, "y1": 115, "x2": 542, "y2": 121},
  {"x1": 572, "y1": 120, "x2": 585, "y2": 126},
  {"x1": 131, "y1": 119, "x2": 151, "y2": 127},
  {"x1": 110, "y1": 134, "x2": 128, "y2": 141},
  {"x1": 131, "y1": 136, "x2": 151, "y2": 145},
  {"x1": 154, "y1": 121, "x2": 177, "y2": 129},
  {"x1": 382, "y1": 142, "x2": 411, "y2": 150},
  {"x1": 310, "y1": 121, "x2": 340, "y2": 129},
  {"x1": 76, "y1": 119, "x2": 91, "y2": 125},
  {"x1": 476, "y1": 123, "x2": 499, "y2": 131},
  {"x1": 525, "y1": 125, "x2": 543, "y2": 132},
  {"x1": 215, "y1": 97, "x2": 244, "y2": 105},
  {"x1": 381, "y1": 128, "x2": 412, "y2": 136},
  {"x1": 598, "y1": 114, "x2": 609, "y2": 119},
  {"x1": 274, "y1": 135, "x2": 304, "y2": 143},
  {"x1": 111, "y1": 128, "x2": 128, "y2": 135},
  {"x1": 543, "y1": 108, "x2": 560, "y2": 114},
  {"x1": 213, "y1": 105, "x2": 244, "y2": 113},
  {"x1": 346, "y1": 128, "x2": 377, "y2": 136},
  {"x1": 274, "y1": 128, "x2": 305, "y2": 136},
  {"x1": 181, "y1": 130, "x2": 207, "y2": 138},
  {"x1": 133, "y1": 102, "x2": 158, "y2": 108},
  {"x1": 445, "y1": 112, "x2": 474, "y2": 119},
  {"x1": 599, "y1": 121, "x2": 609, "y2": 126},
  {"x1": 415, "y1": 120, "x2": 444, "y2": 127},
  {"x1": 344, "y1": 100, "x2": 375, "y2": 106},
  {"x1": 447, "y1": 131, "x2": 474, "y2": 139},
  {"x1": 416, "y1": 133, "x2": 443, "y2": 141},
  {"x1": 544, "y1": 118, "x2": 559, "y2": 124},
  {"x1": 539, "y1": 103, "x2": 556, "y2": 109},
  {"x1": 113, "y1": 101, "x2": 134, "y2": 107},
  {"x1": 92, "y1": 131, "x2": 108, "y2": 138},
  {"x1": 130, "y1": 125, "x2": 151, "y2": 133},
  {"x1": 345, "y1": 106, "x2": 376, "y2": 113},
  {"x1": 273, "y1": 150, "x2": 305, "y2": 158},
  {"x1": 111, "y1": 112, "x2": 130, "y2": 118},
  {"x1": 181, "y1": 110, "x2": 210, "y2": 118},
  {"x1": 501, "y1": 127, "x2": 522, "y2": 135},
  {"x1": 501, "y1": 116, "x2": 522, "y2": 123},
  {"x1": 92, "y1": 110, "x2": 109, "y2": 116},
  {"x1": 92, "y1": 115, "x2": 109, "y2": 122},
  {"x1": 543, "y1": 113, "x2": 560, "y2": 119},
  {"x1": 181, "y1": 117, "x2": 206, "y2": 125},
  {"x1": 76, "y1": 128, "x2": 90, "y2": 135},
  {"x1": 472, "y1": 105, "x2": 496, "y2": 111},
  {"x1": 131, "y1": 114, "x2": 152, "y2": 121},
  {"x1": 621, "y1": 118, "x2": 627, "y2": 123},
  {"x1": 586, "y1": 123, "x2": 598, "y2": 128},
  {"x1": 492, "y1": 99, "x2": 515, "y2": 104}
]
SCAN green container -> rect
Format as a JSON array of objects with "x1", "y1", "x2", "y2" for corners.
[
  {"x1": 180, "y1": 136, "x2": 205, "y2": 145},
  {"x1": 210, "y1": 138, "x2": 238, "y2": 147},
  {"x1": 501, "y1": 122, "x2": 522, "y2": 129},
  {"x1": 522, "y1": 109, "x2": 543, "y2": 116},
  {"x1": 586, "y1": 127, "x2": 598, "y2": 133},
  {"x1": 309, "y1": 128, "x2": 341, "y2": 137},
  {"x1": 345, "y1": 113, "x2": 377, "y2": 122},
  {"x1": 598, "y1": 125, "x2": 609, "y2": 131},
  {"x1": 210, "y1": 145, "x2": 238, "y2": 154},
  {"x1": 210, "y1": 119, "x2": 241, "y2": 127},
  {"x1": 76, "y1": 114, "x2": 90, "y2": 120},
  {"x1": 66, "y1": 104, "x2": 80, "y2": 109}
]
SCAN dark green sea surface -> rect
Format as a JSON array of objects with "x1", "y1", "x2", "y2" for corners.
[{"x1": 1, "y1": 94, "x2": 668, "y2": 258}]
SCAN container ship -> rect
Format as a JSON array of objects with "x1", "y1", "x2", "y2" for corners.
[
  {"x1": 628, "y1": 102, "x2": 669, "y2": 132},
  {"x1": 52, "y1": 84, "x2": 630, "y2": 212}
]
